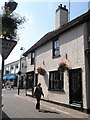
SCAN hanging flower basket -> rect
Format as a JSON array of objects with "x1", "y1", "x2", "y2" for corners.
[
  {"x1": 37, "y1": 67, "x2": 46, "y2": 76},
  {"x1": 58, "y1": 61, "x2": 68, "y2": 72}
]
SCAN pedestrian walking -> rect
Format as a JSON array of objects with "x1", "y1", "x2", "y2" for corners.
[{"x1": 34, "y1": 83, "x2": 44, "y2": 110}]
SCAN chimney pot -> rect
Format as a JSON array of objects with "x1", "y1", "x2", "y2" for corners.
[
  {"x1": 59, "y1": 4, "x2": 62, "y2": 8},
  {"x1": 64, "y1": 5, "x2": 66, "y2": 9}
]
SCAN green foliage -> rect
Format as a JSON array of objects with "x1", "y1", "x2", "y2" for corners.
[
  {"x1": 37, "y1": 67, "x2": 46, "y2": 76},
  {"x1": 0, "y1": 1, "x2": 26, "y2": 41},
  {"x1": 58, "y1": 61, "x2": 68, "y2": 72}
]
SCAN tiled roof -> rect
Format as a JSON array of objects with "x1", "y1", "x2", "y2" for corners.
[{"x1": 23, "y1": 10, "x2": 90, "y2": 56}]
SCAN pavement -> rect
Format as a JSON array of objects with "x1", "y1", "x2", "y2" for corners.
[{"x1": 2, "y1": 88, "x2": 89, "y2": 120}]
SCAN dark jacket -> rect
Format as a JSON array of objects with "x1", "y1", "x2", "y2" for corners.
[{"x1": 35, "y1": 86, "x2": 44, "y2": 99}]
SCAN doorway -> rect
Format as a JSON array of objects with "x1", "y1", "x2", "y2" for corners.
[{"x1": 69, "y1": 68, "x2": 83, "y2": 108}]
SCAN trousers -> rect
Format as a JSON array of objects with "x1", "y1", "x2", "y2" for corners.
[{"x1": 36, "y1": 98, "x2": 40, "y2": 109}]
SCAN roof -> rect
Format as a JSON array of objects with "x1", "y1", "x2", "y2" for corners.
[
  {"x1": 5, "y1": 59, "x2": 19, "y2": 66},
  {"x1": 23, "y1": 10, "x2": 90, "y2": 56}
]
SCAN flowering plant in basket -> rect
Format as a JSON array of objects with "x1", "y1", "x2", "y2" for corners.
[
  {"x1": 37, "y1": 66, "x2": 46, "y2": 76},
  {"x1": 58, "y1": 61, "x2": 68, "y2": 72}
]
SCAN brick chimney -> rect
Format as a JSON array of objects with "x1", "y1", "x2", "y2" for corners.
[{"x1": 55, "y1": 4, "x2": 68, "y2": 29}]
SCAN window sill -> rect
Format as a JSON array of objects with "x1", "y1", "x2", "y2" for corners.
[
  {"x1": 52, "y1": 55, "x2": 60, "y2": 59},
  {"x1": 48, "y1": 89, "x2": 65, "y2": 93}
]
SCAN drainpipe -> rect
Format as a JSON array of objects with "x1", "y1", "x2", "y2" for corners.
[{"x1": 32, "y1": 51, "x2": 36, "y2": 97}]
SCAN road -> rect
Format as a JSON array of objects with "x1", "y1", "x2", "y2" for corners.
[{"x1": 2, "y1": 88, "x2": 88, "y2": 119}]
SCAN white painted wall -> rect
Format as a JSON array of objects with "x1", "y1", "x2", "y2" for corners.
[
  {"x1": 35, "y1": 24, "x2": 87, "y2": 109},
  {"x1": 4, "y1": 60, "x2": 20, "y2": 75},
  {"x1": 26, "y1": 23, "x2": 87, "y2": 109}
]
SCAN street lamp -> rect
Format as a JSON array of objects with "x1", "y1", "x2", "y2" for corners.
[
  {"x1": 18, "y1": 47, "x2": 25, "y2": 95},
  {"x1": 20, "y1": 47, "x2": 25, "y2": 57}
]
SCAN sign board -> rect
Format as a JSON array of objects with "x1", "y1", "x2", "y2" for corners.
[{"x1": 0, "y1": 39, "x2": 17, "y2": 60}]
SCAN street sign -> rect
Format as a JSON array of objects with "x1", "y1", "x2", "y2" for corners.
[
  {"x1": 17, "y1": 71, "x2": 21, "y2": 75},
  {"x1": 0, "y1": 39, "x2": 17, "y2": 60}
]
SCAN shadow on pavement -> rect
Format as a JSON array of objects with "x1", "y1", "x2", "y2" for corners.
[
  {"x1": 38, "y1": 109, "x2": 60, "y2": 114},
  {"x1": 2, "y1": 111, "x2": 11, "y2": 120}
]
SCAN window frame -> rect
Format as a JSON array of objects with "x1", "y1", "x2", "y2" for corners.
[
  {"x1": 31, "y1": 51, "x2": 35, "y2": 65},
  {"x1": 52, "y1": 39, "x2": 60, "y2": 58},
  {"x1": 49, "y1": 70, "x2": 64, "y2": 91}
]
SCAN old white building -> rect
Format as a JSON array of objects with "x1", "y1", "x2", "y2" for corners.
[
  {"x1": 23, "y1": 4, "x2": 90, "y2": 113},
  {"x1": 4, "y1": 60, "x2": 20, "y2": 86}
]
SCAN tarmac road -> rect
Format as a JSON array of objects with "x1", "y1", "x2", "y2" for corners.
[{"x1": 2, "y1": 88, "x2": 88, "y2": 119}]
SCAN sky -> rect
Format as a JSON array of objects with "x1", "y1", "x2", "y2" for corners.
[{"x1": 0, "y1": 0, "x2": 89, "y2": 67}]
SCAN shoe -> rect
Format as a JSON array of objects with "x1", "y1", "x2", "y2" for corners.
[
  {"x1": 39, "y1": 109, "x2": 41, "y2": 112},
  {"x1": 2, "y1": 104, "x2": 4, "y2": 107}
]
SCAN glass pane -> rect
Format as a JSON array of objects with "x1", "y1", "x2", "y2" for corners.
[
  {"x1": 54, "y1": 50, "x2": 59, "y2": 56},
  {"x1": 51, "y1": 73, "x2": 53, "y2": 81},
  {"x1": 59, "y1": 80, "x2": 63, "y2": 89},
  {"x1": 56, "y1": 40, "x2": 60, "y2": 47},
  {"x1": 54, "y1": 41, "x2": 57, "y2": 48},
  {"x1": 32, "y1": 52, "x2": 35, "y2": 58}
]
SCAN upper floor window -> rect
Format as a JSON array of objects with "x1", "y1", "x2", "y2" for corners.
[
  {"x1": 49, "y1": 70, "x2": 64, "y2": 90},
  {"x1": 11, "y1": 66, "x2": 13, "y2": 70},
  {"x1": 31, "y1": 51, "x2": 35, "y2": 65},
  {"x1": 53, "y1": 39, "x2": 60, "y2": 57},
  {"x1": 15, "y1": 64, "x2": 18, "y2": 69},
  {"x1": 22, "y1": 63, "x2": 24, "y2": 68}
]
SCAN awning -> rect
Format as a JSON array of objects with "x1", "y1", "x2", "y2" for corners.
[
  {"x1": 3, "y1": 75, "x2": 15, "y2": 80},
  {"x1": 7, "y1": 75, "x2": 15, "y2": 79},
  {"x1": 3, "y1": 76, "x2": 8, "y2": 80}
]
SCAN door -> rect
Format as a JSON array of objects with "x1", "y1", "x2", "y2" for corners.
[
  {"x1": 26, "y1": 71, "x2": 34, "y2": 96},
  {"x1": 69, "y1": 68, "x2": 82, "y2": 106}
]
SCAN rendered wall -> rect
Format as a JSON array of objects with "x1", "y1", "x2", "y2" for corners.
[{"x1": 35, "y1": 24, "x2": 87, "y2": 109}]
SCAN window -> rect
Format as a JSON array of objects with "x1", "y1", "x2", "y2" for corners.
[
  {"x1": 22, "y1": 63, "x2": 24, "y2": 68},
  {"x1": 15, "y1": 64, "x2": 18, "y2": 69},
  {"x1": 31, "y1": 51, "x2": 35, "y2": 65},
  {"x1": 11, "y1": 66, "x2": 13, "y2": 70},
  {"x1": 49, "y1": 71, "x2": 64, "y2": 90},
  {"x1": 53, "y1": 39, "x2": 60, "y2": 57}
]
